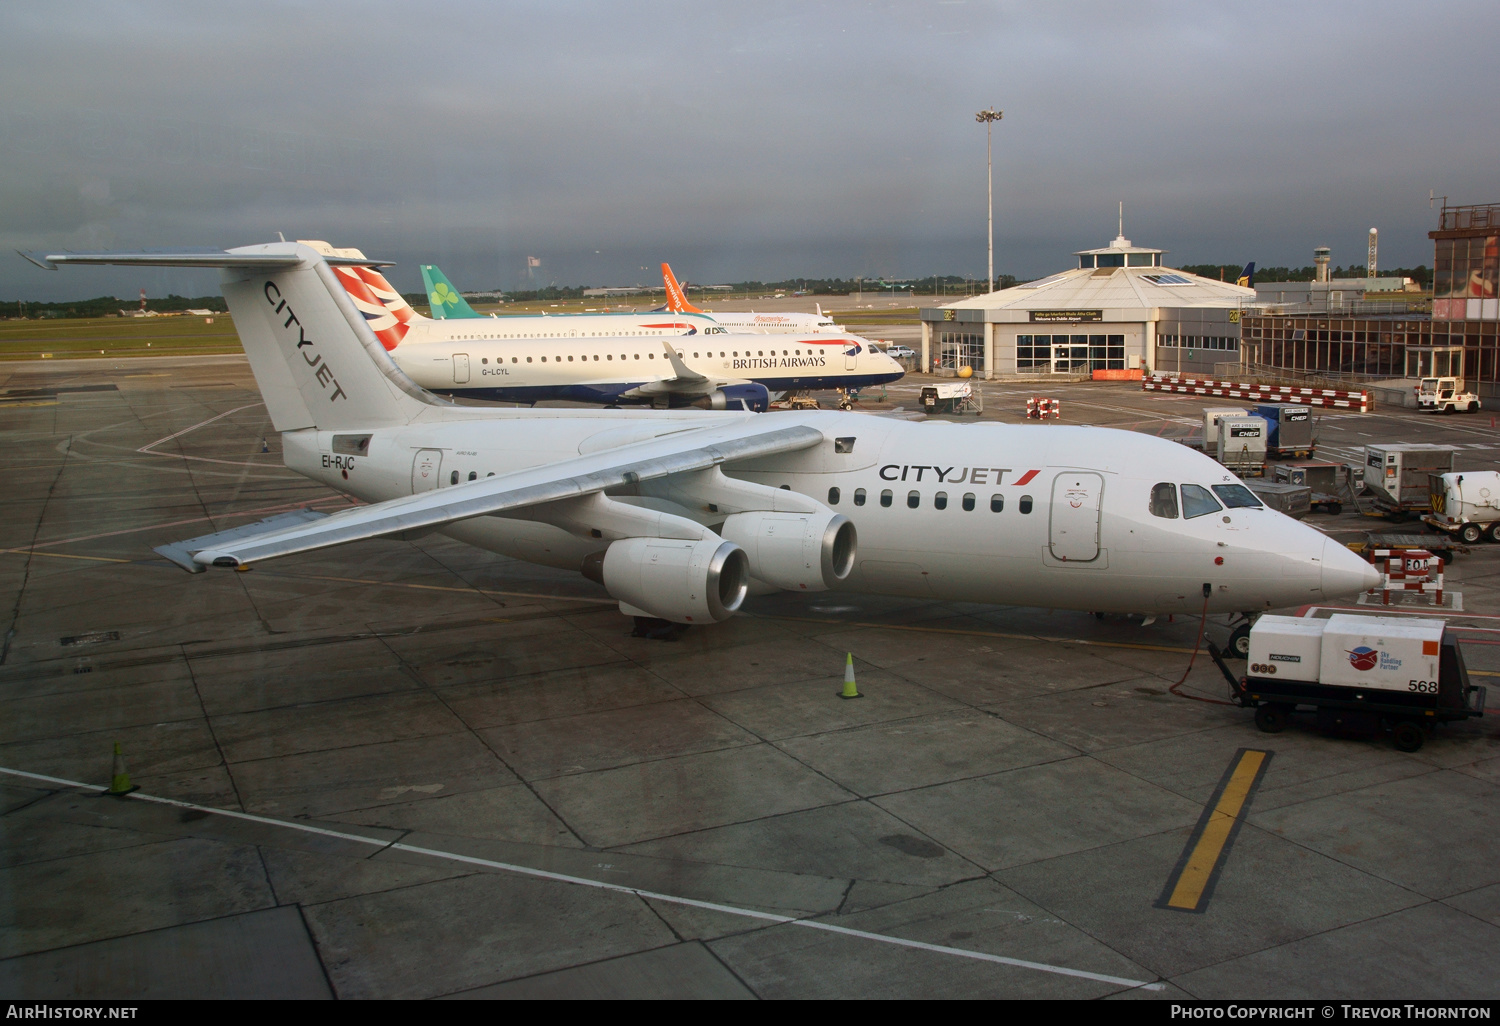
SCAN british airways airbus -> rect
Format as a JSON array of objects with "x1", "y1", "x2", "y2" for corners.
[
  {"x1": 316, "y1": 243, "x2": 902, "y2": 411},
  {"x1": 33, "y1": 242, "x2": 1379, "y2": 640}
]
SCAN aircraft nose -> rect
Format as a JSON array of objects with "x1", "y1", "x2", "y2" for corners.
[{"x1": 1320, "y1": 537, "x2": 1380, "y2": 600}]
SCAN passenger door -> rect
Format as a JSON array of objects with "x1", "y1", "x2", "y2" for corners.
[
  {"x1": 1049, "y1": 472, "x2": 1103, "y2": 562},
  {"x1": 411, "y1": 449, "x2": 443, "y2": 493},
  {"x1": 845, "y1": 343, "x2": 858, "y2": 372},
  {"x1": 453, "y1": 353, "x2": 470, "y2": 384}
]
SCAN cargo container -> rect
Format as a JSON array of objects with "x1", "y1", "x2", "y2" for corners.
[
  {"x1": 1271, "y1": 460, "x2": 1347, "y2": 514},
  {"x1": 1363, "y1": 444, "x2": 1454, "y2": 511},
  {"x1": 1215, "y1": 613, "x2": 1485, "y2": 751},
  {"x1": 1423, "y1": 470, "x2": 1500, "y2": 544},
  {"x1": 1251, "y1": 403, "x2": 1314, "y2": 457},
  {"x1": 1202, "y1": 407, "x2": 1247, "y2": 450},
  {"x1": 1244, "y1": 479, "x2": 1310, "y2": 518},
  {"x1": 1217, "y1": 416, "x2": 1267, "y2": 476}
]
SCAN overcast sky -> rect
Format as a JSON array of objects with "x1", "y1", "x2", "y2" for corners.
[{"x1": 4, "y1": 1, "x2": 1497, "y2": 300}]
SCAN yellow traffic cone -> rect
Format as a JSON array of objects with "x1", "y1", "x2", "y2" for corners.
[
  {"x1": 838, "y1": 652, "x2": 862, "y2": 700},
  {"x1": 104, "y1": 741, "x2": 139, "y2": 796}
]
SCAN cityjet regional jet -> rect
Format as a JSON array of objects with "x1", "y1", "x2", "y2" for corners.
[
  {"x1": 662, "y1": 262, "x2": 842, "y2": 333},
  {"x1": 34, "y1": 242, "x2": 1379, "y2": 636},
  {"x1": 319, "y1": 245, "x2": 902, "y2": 411}
]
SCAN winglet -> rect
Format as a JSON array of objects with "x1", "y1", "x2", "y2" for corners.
[
  {"x1": 662, "y1": 263, "x2": 704, "y2": 314},
  {"x1": 420, "y1": 264, "x2": 484, "y2": 320},
  {"x1": 661, "y1": 340, "x2": 708, "y2": 383},
  {"x1": 18, "y1": 251, "x2": 57, "y2": 271}
]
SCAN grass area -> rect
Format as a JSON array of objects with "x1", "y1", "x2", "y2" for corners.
[
  {"x1": 827, "y1": 307, "x2": 920, "y2": 323},
  {"x1": 0, "y1": 315, "x2": 244, "y2": 360}
]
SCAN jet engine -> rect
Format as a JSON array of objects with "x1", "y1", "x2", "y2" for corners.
[
  {"x1": 718, "y1": 511, "x2": 856, "y2": 592},
  {"x1": 686, "y1": 383, "x2": 771, "y2": 413},
  {"x1": 583, "y1": 536, "x2": 749, "y2": 624}
]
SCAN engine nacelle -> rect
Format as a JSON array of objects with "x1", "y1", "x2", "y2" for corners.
[
  {"x1": 589, "y1": 536, "x2": 749, "y2": 624},
  {"x1": 718, "y1": 511, "x2": 856, "y2": 592},
  {"x1": 686, "y1": 383, "x2": 770, "y2": 413}
]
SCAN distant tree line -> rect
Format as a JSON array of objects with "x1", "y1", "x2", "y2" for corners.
[
  {"x1": 1178, "y1": 263, "x2": 1432, "y2": 288},
  {"x1": 3, "y1": 294, "x2": 229, "y2": 319}
]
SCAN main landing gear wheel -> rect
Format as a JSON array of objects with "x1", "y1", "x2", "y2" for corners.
[
  {"x1": 1392, "y1": 720, "x2": 1425, "y2": 752},
  {"x1": 1227, "y1": 622, "x2": 1253, "y2": 659},
  {"x1": 1254, "y1": 704, "x2": 1290, "y2": 733},
  {"x1": 1461, "y1": 523, "x2": 1484, "y2": 544}
]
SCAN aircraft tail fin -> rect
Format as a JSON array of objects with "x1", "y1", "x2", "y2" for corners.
[
  {"x1": 662, "y1": 262, "x2": 704, "y2": 313},
  {"x1": 420, "y1": 264, "x2": 484, "y2": 320},
  {"x1": 41, "y1": 242, "x2": 441, "y2": 432},
  {"x1": 1236, "y1": 262, "x2": 1255, "y2": 289}
]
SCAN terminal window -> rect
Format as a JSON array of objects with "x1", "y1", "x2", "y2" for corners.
[{"x1": 1017, "y1": 334, "x2": 1126, "y2": 371}]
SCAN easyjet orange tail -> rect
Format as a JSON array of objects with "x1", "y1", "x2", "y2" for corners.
[{"x1": 661, "y1": 262, "x2": 704, "y2": 313}]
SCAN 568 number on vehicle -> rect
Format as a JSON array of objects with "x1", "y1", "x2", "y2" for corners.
[{"x1": 1408, "y1": 679, "x2": 1439, "y2": 694}]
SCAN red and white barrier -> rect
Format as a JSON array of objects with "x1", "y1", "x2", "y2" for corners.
[
  {"x1": 1142, "y1": 374, "x2": 1370, "y2": 412},
  {"x1": 1368, "y1": 548, "x2": 1445, "y2": 606},
  {"x1": 1026, "y1": 396, "x2": 1060, "y2": 420}
]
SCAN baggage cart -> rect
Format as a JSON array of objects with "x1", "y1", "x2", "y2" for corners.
[
  {"x1": 1364, "y1": 444, "x2": 1454, "y2": 513},
  {"x1": 1245, "y1": 479, "x2": 1310, "y2": 518}
]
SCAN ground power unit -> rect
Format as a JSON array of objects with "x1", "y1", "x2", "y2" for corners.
[{"x1": 1213, "y1": 613, "x2": 1485, "y2": 751}]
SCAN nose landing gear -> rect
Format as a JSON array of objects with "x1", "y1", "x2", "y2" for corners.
[{"x1": 1225, "y1": 613, "x2": 1258, "y2": 659}]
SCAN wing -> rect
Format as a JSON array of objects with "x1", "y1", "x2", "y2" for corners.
[{"x1": 174, "y1": 421, "x2": 824, "y2": 568}]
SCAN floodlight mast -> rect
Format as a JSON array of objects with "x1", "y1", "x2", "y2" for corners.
[{"x1": 976, "y1": 108, "x2": 1003, "y2": 293}]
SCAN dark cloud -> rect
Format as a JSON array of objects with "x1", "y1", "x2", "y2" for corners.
[{"x1": 4, "y1": 1, "x2": 1496, "y2": 300}]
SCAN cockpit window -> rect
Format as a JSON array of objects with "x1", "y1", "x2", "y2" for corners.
[
  {"x1": 1181, "y1": 484, "x2": 1223, "y2": 519},
  {"x1": 1150, "y1": 482, "x2": 1179, "y2": 519},
  {"x1": 1212, "y1": 484, "x2": 1263, "y2": 509}
]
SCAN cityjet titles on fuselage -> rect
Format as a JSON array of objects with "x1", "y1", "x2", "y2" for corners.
[{"x1": 877, "y1": 465, "x2": 1041, "y2": 485}]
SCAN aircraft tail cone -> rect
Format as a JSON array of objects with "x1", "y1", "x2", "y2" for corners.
[
  {"x1": 104, "y1": 741, "x2": 139, "y2": 797},
  {"x1": 838, "y1": 652, "x2": 862, "y2": 700}
]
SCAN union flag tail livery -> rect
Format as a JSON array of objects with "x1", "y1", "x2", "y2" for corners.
[
  {"x1": 662, "y1": 263, "x2": 704, "y2": 314},
  {"x1": 302, "y1": 239, "x2": 424, "y2": 351}
]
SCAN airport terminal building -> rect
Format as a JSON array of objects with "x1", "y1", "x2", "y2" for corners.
[{"x1": 919, "y1": 235, "x2": 1254, "y2": 379}]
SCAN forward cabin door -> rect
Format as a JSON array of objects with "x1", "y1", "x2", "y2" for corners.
[
  {"x1": 845, "y1": 343, "x2": 858, "y2": 371},
  {"x1": 1049, "y1": 472, "x2": 1103, "y2": 562},
  {"x1": 411, "y1": 449, "x2": 444, "y2": 493},
  {"x1": 453, "y1": 353, "x2": 470, "y2": 383}
]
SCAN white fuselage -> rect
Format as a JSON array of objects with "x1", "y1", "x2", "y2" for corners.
[
  {"x1": 388, "y1": 328, "x2": 905, "y2": 403},
  {"x1": 700, "y1": 311, "x2": 842, "y2": 334},
  {"x1": 284, "y1": 410, "x2": 1376, "y2": 615}
]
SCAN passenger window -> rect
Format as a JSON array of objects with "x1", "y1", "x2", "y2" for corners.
[
  {"x1": 854, "y1": 488, "x2": 866, "y2": 506},
  {"x1": 1181, "y1": 484, "x2": 1223, "y2": 519},
  {"x1": 908, "y1": 490, "x2": 920, "y2": 509},
  {"x1": 449, "y1": 471, "x2": 459, "y2": 485},
  {"x1": 934, "y1": 491, "x2": 947, "y2": 510},
  {"x1": 1212, "y1": 484, "x2": 1263, "y2": 509},
  {"x1": 962, "y1": 492, "x2": 976, "y2": 511},
  {"x1": 990, "y1": 494, "x2": 1004, "y2": 512},
  {"x1": 1150, "y1": 482, "x2": 1179, "y2": 518},
  {"x1": 828, "y1": 486, "x2": 840, "y2": 505},
  {"x1": 1019, "y1": 494, "x2": 1033, "y2": 514},
  {"x1": 880, "y1": 489, "x2": 893, "y2": 508},
  {"x1": 468, "y1": 471, "x2": 477, "y2": 481}
]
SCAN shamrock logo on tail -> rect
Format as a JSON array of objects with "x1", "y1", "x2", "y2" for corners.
[{"x1": 430, "y1": 282, "x2": 460, "y2": 309}]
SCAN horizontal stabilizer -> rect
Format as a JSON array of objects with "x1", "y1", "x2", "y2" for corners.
[
  {"x1": 154, "y1": 509, "x2": 331, "y2": 573},
  {"x1": 25, "y1": 250, "x2": 392, "y2": 270},
  {"x1": 189, "y1": 424, "x2": 823, "y2": 568}
]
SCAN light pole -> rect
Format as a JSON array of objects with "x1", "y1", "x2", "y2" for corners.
[{"x1": 976, "y1": 107, "x2": 1003, "y2": 293}]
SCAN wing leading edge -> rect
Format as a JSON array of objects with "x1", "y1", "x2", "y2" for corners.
[{"x1": 184, "y1": 422, "x2": 825, "y2": 568}]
